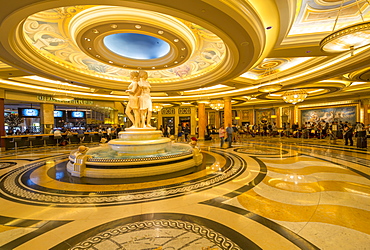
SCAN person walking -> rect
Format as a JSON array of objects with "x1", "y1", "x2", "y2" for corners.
[
  {"x1": 167, "y1": 125, "x2": 171, "y2": 138},
  {"x1": 219, "y1": 125, "x2": 225, "y2": 148},
  {"x1": 184, "y1": 124, "x2": 190, "y2": 141},
  {"x1": 177, "y1": 124, "x2": 183, "y2": 142},
  {"x1": 343, "y1": 123, "x2": 354, "y2": 146},
  {"x1": 226, "y1": 123, "x2": 233, "y2": 148}
]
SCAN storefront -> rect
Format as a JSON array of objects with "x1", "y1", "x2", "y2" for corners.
[{"x1": 2, "y1": 91, "x2": 124, "y2": 135}]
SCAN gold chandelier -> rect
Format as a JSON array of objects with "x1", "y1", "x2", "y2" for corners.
[
  {"x1": 209, "y1": 99, "x2": 224, "y2": 110},
  {"x1": 320, "y1": 0, "x2": 370, "y2": 53},
  {"x1": 152, "y1": 104, "x2": 163, "y2": 112},
  {"x1": 258, "y1": 84, "x2": 282, "y2": 93},
  {"x1": 282, "y1": 89, "x2": 308, "y2": 104}
]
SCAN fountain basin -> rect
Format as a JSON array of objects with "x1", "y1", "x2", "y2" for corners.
[
  {"x1": 67, "y1": 128, "x2": 203, "y2": 178},
  {"x1": 67, "y1": 143, "x2": 202, "y2": 178}
]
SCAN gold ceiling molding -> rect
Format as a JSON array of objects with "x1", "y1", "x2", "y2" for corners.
[
  {"x1": 0, "y1": 0, "x2": 270, "y2": 98},
  {"x1": 258, "y1": 87, "x2": 331, "y2": 100},
  {"x1": 297, "y1": 100, "x2": 359, "y2": 108},
  {"x1": 346, "y1": 66, "x2": 370, "y2": 81},
  {"x1": 0, "y1": 61, "x2": 13, "y2": 69},
  {"x1": 20, "y1": 5, "x2": 230, "y2": 91},
  {"x1": 71, "y1": 6, "x2": 195, "y2": 70}
]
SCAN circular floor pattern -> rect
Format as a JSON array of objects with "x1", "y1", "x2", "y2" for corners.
[
  {"x1": 234, "y1": 146, "x2": 290, "y2": 156},
  {"x1": 0, "y1": 151, "x2": 250, "y2": 207},
  {"x1": 51, "y1": 213, "x2": 260, "y2": 250},
  {"x1": 0, "y1": 162, "x2": 17, "y2": 169}
]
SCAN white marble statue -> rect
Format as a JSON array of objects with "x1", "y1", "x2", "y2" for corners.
[
  {"x1": 125, "y1": 71, "x2": 141, "y2": 128},
  {"x1": 138, "y1": 70, "x2": 153, "y2": 128}
]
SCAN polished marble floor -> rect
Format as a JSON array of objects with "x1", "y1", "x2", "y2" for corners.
[{"x1": 0, "y1": 136, "x2": 369, "y2": 250}]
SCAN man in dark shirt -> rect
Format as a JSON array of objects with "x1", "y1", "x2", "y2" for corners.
[
  {"x1": 344, "y1": 123, "x2": 354, "y2": 146},
  {"x1": 226, "y1": 123, "x2": 233, "y2": 148}
]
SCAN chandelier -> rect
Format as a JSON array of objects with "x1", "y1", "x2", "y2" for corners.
[
  {"x1": 258, "y1": 84, "x2": 282, "y2": 93},
  {"x1": 320, "y1": 0, "x2": 370, "y2": 53},
  {"x1": 282, "y1": 89, "x2": 308, "y2": 104},
  {"x1": 152, "y1": 104, "x2": 163, "y2": 112},
  {"x1": 209, "y1": 99, "x2": 224, "y2": 110}
]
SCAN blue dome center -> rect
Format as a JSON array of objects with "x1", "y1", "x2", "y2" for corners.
[{"x1": 103, "y1": 33, "x2": 170, "y2": 60}]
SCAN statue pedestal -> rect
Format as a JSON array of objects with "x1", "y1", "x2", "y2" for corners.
[{"x1": 108, "y1": 128, "x2": 171, "y2": 155}]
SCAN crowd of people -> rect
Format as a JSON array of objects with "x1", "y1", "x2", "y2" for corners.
[
  {"x1": 214, "y1": 121, "x2": 369, "y2": 148},
  {"x1": 11, "y1": 120, "x2": 369, "y2": 149}
]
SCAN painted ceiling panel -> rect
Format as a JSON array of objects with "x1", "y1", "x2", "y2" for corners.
[{"x1": 289, "y1": 0, "x2": 370, "y2": 36}]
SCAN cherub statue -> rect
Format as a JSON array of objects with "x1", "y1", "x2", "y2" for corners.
[
  {"x1": 125, "y1": 71, "x2": 141, "y2": 128},
  {"x1": 138, "y1": 70, "x2": 153, "y2": 128}
]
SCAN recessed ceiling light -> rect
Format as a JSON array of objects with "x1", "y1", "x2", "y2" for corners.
[
  {"x1": 135, "y1": 25, "x2": 142, "y2": 29},
  {"x1": 88, "y1": 47, "x2": 92, "y2": 50},
  {"x1": 92, "y1": 29, "x2": 99, "y2": 33},
  {"x1": 96, "y1": 55, "x2": 100, "y2": 58},
  {"x1": 174, "y1": 61, "x2": 178, "y2": 64},
  {"x1": 158, "y1": 30, "x2": 164, "y2": 34},
  {"x1": 164, "y1": 65, "x2": 168, "y2": 68},
  {"x1": 111, "y1": 24, "x2": 118, "y2": 29},
  {"x1": 181, "y1": 48, "x2": 186, "y2": 51},
  {"x1": 174, "y1": 39, "x2": 179, "y2": 42},
  {"x1": 122, "y1": 65, "x2": 126, "y2": 67},
  {"x1": 109, "y1": 61, "x2": 113, "y2": 64},
  {"x1": 180, "y1": 55, "x2": 185, "y2": 58},
  {"x1": 152, "y1": 67, "x2": 156, "y2": 69},
  {"x1": 137, "y1": 67, "x2": 142, "y2": 69}
]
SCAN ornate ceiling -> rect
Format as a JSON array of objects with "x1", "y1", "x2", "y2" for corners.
[{"x1": 0, "y1": 0, "x2": 370, "y2": 107}]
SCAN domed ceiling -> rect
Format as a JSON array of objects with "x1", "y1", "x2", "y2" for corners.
[
  {"x1": 0, "y1": 0, "x2": 370, "y2": 105},
  {"x1": 22, "y1": 5, "x2": 228, "y2": 91}
]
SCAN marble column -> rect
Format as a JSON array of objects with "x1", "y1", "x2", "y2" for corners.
[
  {"x1": 0, "y1": 92, "x2": 5, "y2": 151},
  {"x1": 223, "y1": 97, "x2": 232, "y2": 127},
  {"x1": 293, "y1": 105, "x2": 299, "y2": 125},
  {"x1": 215, "y1": 111, "x2": 220, "y2": 129},
  {"x1": 363, "y1": 100, "x2": 369, "y2": 125},
  {"x1": 174, "y1": 107, "x2": 179, "y2": 135},
  {"x1": 157, "y1": 110, "x2": 163, "y2": 130},
  {"x1": 198, "y1": 103, "x2": 206, "y2": 140},
  {"x1": 190, "y1": 106, "x2": 197, "y2": 135},
  {"x1": 40, "y1": 103, "x2": 54, "y2": 133},
  {"x1": 111, "y1": 110, "x2": 119, "y2": 125}
]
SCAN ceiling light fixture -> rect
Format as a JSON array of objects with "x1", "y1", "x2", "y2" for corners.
[
  {"x1": 152, "y1": 104, "x2": 163, "y2": 112},
  {"x1": 258, "y1": 67, "x2": 282, "y2": 93},
  {"x1": 258, "y1": 84, "x2": 282, "y2": 93},
  {"x1": 209, "y1": 99, "x2": 224, "y2": 111},
  {"x1": 282, "y1": 89, "x2": 308, "y2": 105},
  {"x1": 320, "y1": 0, "x2": 370, "y2": 53}
]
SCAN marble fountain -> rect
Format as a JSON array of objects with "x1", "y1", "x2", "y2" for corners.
[
  {"x1": 67, "y1": 70, "x2": 202, "y2": 178},
  {"x1": 67, "y1": 127, "x2": 202, "y2": 178}
]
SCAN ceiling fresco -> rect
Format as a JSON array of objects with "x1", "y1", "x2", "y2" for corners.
[
  {"x1": 23, "y1": 5, "x2": 226, "y2": 84},
  {"x1": 289, "y1": 0, "x2": 370, "y2": 35}
]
